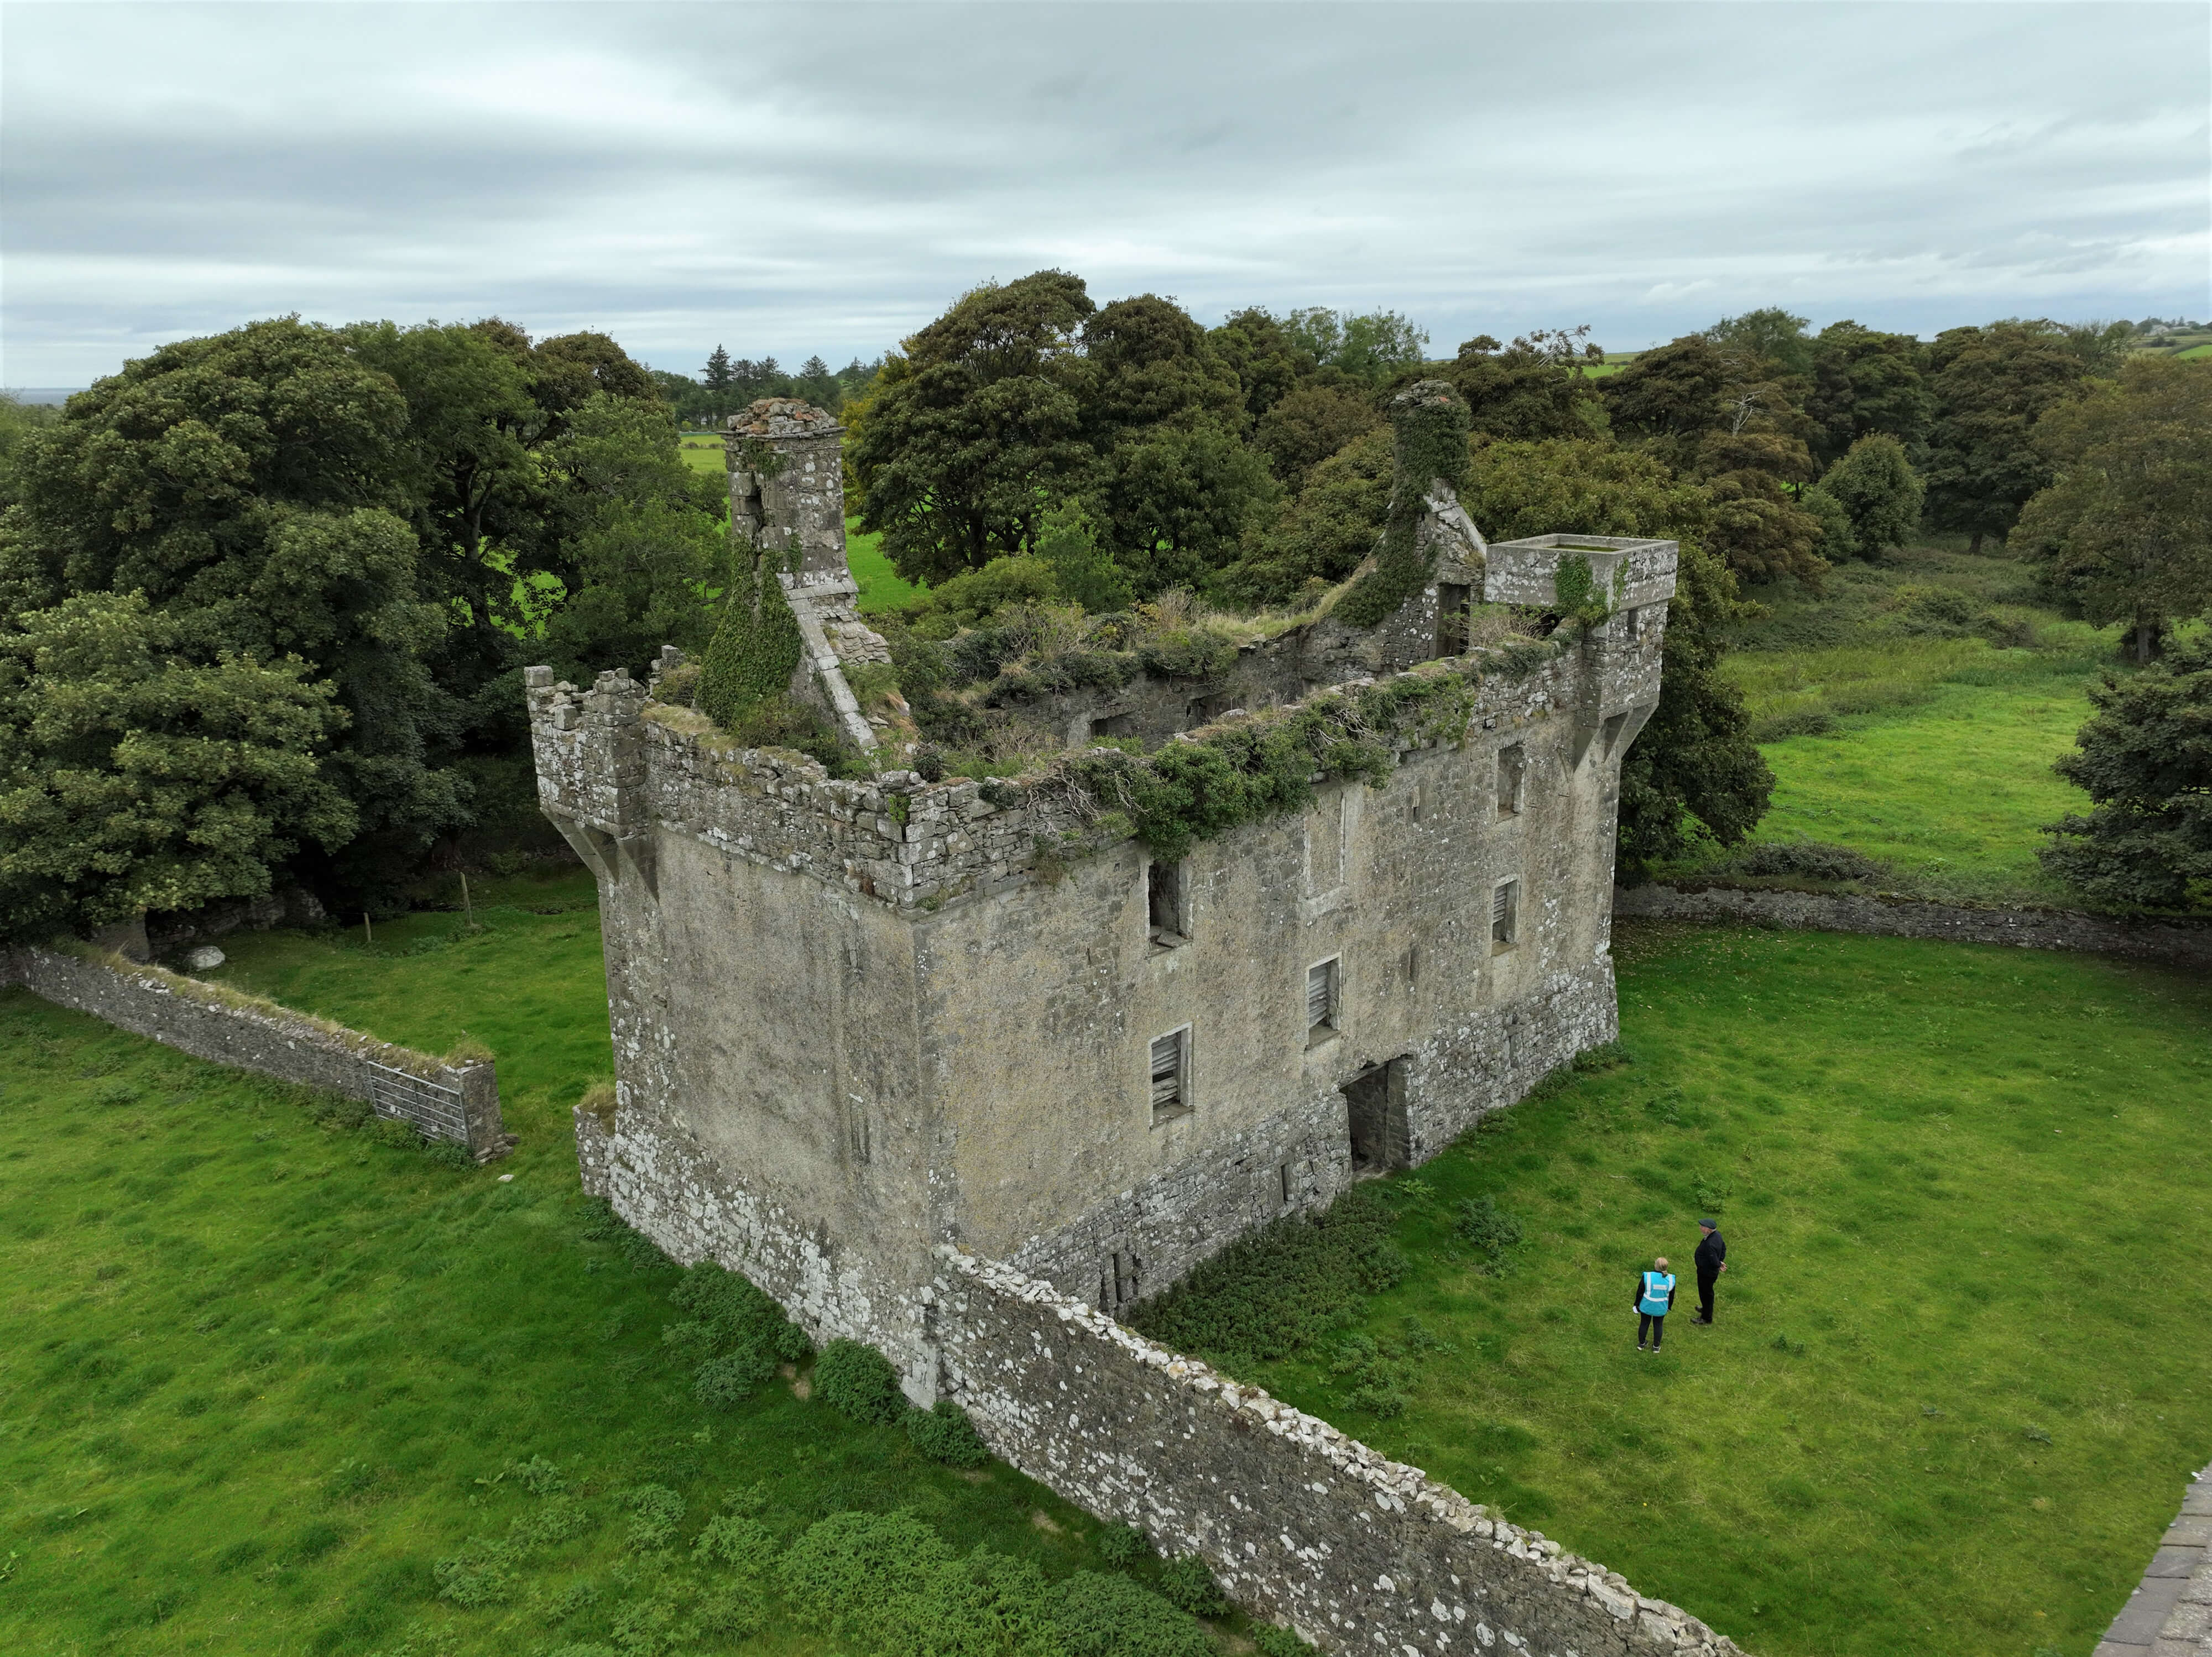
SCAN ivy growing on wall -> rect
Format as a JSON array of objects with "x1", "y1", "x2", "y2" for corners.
[
  {"x1": 696, "y1": 539, "x2": 805, "y2": 730},
  {"x1": 1333, "y1": 379, "x2": 1473, "y2": 629}
]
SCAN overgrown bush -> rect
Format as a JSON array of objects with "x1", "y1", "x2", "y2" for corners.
[
  {"x1": 1453, "y1": 1196, "x2": 1525, "y2": 1274},
  {"x1": 905, "y1": 1399, "x2": 991, "y2": 1468},
  {"x1": 1253, "y1": 1624, "x2": 1319, "y2": 1656},
  {"x1": 1095, "y1": 1523, "x2": 1150, "y2": 1568},
  {"x1": 777, "y1": 1509, "x2": 953, "y2": 1651},
  {"x1": 1129, "y1": 1183, "x2": 1407, "y2": 1368},
  {"x1": 1050, "y1": 1569, "x2": 1214, "y2": 1657},
  {"x1": 667, "y1": 1262, "x2": 810, "y2": 1409},
  {"x1": 1726, "y1": 841, "x2": 1888, "y2": 885},
  {"x1": 812, "y1": 1339, "x2": 906, "y2": 1425},
  {"x1": 1156, "y1": 1554, "x2": 1229, "y2": 1617}
]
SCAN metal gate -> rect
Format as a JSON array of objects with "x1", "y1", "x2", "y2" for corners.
[{"x1": 364, "y1": 1059, "x2": 468, "y2": 1144}]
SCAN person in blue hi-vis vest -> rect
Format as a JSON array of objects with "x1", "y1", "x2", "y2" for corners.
[{"x1": 1634, "y1": 1257, "x2": 1676, "y2": 1352}]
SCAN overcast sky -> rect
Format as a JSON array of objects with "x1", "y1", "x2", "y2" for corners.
[{"x1": 3, "y1": 1, "x2": 2206, "y2": 388}]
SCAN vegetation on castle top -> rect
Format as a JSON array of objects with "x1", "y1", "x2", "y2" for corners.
[
  {"x1": 1053, "y1": 661, "x2": 1530, "y2": 864},
  {"x1": 1127, "y1": 922, "x2": 2212, "y2": 1657},
  {"x1": 1332, "y1": 379, "x2": 1473, "y2": 628}
]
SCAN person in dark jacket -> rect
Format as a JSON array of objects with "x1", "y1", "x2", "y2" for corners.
[
  {"x1": 1692, "y1": 1220, "x2": 1726, "y2": 1325},
  {"x1": 1634, "y1": 1257, "x2": 1675, "y2": 1351}
]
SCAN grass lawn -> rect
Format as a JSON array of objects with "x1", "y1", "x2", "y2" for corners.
[
  {"x1": 1146, "y1": 923, "x2": 2212, "y2": 1657},
  {"x1": 1716, "y1": 647, "x2": 2105, "y2": 904},
  {"x1": 0, "y1": 879, "x2": 1160, "y2": 1657},
  {"x1": 1669, "y1": 541, "x2": 2166, "y2": 907}
]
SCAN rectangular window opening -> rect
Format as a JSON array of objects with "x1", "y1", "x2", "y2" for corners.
[
  {"x1": 1491, "y1": 879, "x2": 1520, "y2": 952},
  {"x1": 1411, "y1": 780, "x2": 1430, "y2": 824},
  {"x1": 1622, "y1": 605, "x2": 1642, "y2": 641},
  {"x1": 1147, "y1": 859, "x2": 1187, "y2": 945},
  {"x1": 1496, "y1": 743, "x2": 1526, "y2": 818},
  {"x1": 1278, "y1": 1162, "x2": 1293, "y2": 1208},
  {"x1": 1150, "y1": 1028, "x2": 1191, "y2": 1122},
  {"x1": 1306, "y1": 958, "x2": 1340, "y2": 1046},
  {"x1": 1436, "y1": 582, "x2": 1472, "y2": 657}
]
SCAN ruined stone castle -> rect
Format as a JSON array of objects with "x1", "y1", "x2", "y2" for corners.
[
  {"x1": 530, "y1": 387, "x2": 1677, "y2": 1381},
  {"x1": 525, "y1": 391, "x2": 1731, "y2": 1657}
]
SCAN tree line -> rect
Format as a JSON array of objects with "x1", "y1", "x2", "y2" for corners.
[
  {"x1": 0, "y1": 318, "x2": 734, "y2": 941},
  {"x1": 654, "y1": 351, "x2": 881, "y2": 428},
  {"x1": 2, "y1": 283, "x2": 2204, "y2": 943}
]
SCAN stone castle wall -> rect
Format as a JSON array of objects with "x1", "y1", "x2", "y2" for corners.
[
  {"x1": 1, "y1": 945, "x2": 507, "y2": 1159},
  {"x1": 1614, "y1": 882, "x2": 2212, "y2": 969},
  {"x1": 936, "y1": 1250, "x2": 1747, "y2": 1657}
]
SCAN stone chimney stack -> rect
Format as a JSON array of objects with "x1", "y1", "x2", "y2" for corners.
[{"x1": 725, "y1": 398, "x2": 851, "y2": 590}]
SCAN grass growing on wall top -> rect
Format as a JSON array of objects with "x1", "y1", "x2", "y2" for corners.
[{"x1": 1136, "y1": 922, "x2": 2212, "y2": 1657}]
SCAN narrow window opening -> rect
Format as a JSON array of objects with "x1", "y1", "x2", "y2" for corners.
[
  {"x1": 1406, "y1": 943, "x2": 1420, "y2": 983},
  {"x1": 1278, "y1": 1162, "x2": 1293, "y2": 1208},
  {"x1": 1150, "y1": 1029, "x2": 1191, "y2": 1123},
  {"x1": 1622, "y1": 605, "x2": 1642, "y2": 641},
  {"x1": 1496, "y1": 743, "x2": 1526, "y2": 818},
  {"x1": 1306, "y1": 958, "x2": 1340, "y2": 1047},
  {"x1": 1436, "y1": 582, "x2": 1472, "y2": 657},
  {"x1": 1412, "y1": 781, "x2": 1430, "y2": 824},
  {"x1": 1492, "y1": 879, "x2": 1520, "y2": 952},
  {"x1": 1147, "y1": 859, "x2": 1187, "y2": 945}
]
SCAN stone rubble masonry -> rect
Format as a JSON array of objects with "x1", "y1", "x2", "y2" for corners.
[
  {"x1": 936, "y1": 1248, "x2": 1748, "y2": 1657},
  {"x1": 0, "y1": 944, "x2": 509, "y2": 1161},
  {"x1": 573, "y1": 1084, "x2": 1752, "y2": 1657},
  {"x1": 1613, "y1": 882, "x2": 2212, "y2": 970},
  {"x1": 2097, "y1": 1463, "x2": 2212, "y2": 1657}
]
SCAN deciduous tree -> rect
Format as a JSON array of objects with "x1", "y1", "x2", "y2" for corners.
[
  {"x1": 1804, "y1": 321, "x2": 1934, "y2": 471},
  {"x1": 1923, "y1": 320, "x2": 2093, "y2": 553},
  {"x1": 848, "y1": 271, "x2": 1097, "y2": 585},
  {"x1": 1820, "y1": 433, "x2": 1926, "y2": 557},
  {"x1": 0, "y1": 590, "x2": 355, "y2": 942},
  {"x1": 2014, "y1": 356, "x2": 2212, "y2": 662}
]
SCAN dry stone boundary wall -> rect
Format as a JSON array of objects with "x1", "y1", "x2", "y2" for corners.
[
  {"x1": 936, "y1": 1250, "x2": 1747, "y2": 1657},
  {"x1": 1613, "y1": 883, "x2": 2212, "y2": 969},
  {"x1": 1, "y1": 945, "x2": 508, "y2": 1159}
]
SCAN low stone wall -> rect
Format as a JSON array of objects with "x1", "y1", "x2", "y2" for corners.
[
  {"x1": 2098, "y1": 1462, "x2": 2212, "y2": 1656},
  {"x1": 1, "y1": 945, "x2": 509, "y2": 1161},
  {"x1": 1613, "y1": 883, "x2": 2212, "y2": 969},
  {"x1": 936, "y1": 1250, "x2": 1745, "y2": 1657}
]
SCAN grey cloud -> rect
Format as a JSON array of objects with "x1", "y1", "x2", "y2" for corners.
[{"x1": 3, "y1": 1, "x2": 2205, "y2": 385}]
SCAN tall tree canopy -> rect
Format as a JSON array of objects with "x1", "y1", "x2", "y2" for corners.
[
  {"x1": 1803, "y1": 321, "x2": 1934, "y2": 471},
  {"x1": 848, "y1": 271, "x2": 1098, "y2": 586},
  {"x1": 0, "y1": 591, "x2": 356, "y2": 943},
  {"x1": 2014, "y1": 355, "x2": 2212, "y2": 662},
  {"x1": 1922, "y1": 320, "x2": 2095, "y2": 553},
  {"x1": 0, "y1": 312, "x2": 713, "y2": 922}
]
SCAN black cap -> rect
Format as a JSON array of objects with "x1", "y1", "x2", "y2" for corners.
[{"x1": 1698, "y1": 1218, "x2": 1718, "y2": 1229}]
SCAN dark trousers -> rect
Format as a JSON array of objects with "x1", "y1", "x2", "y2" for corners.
[
  {"x1": 1638, "y1": 1312, "x2": 1666, "y2": 1347},
  {"x1": 1697, "y1": 1268, "x2": 1719, "y2": 1322}
]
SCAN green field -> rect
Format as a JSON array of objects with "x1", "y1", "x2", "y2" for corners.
[
  {"x1": 1715, "y1": 642, "x2": 2106, "y2": 904},
  {"x1": 0, "y1": 879, "x2": 1188, "y2": 1657},
  {"x1": 1663, "y1": 542, "x2": 2160, "y2": 907},
  {"x1": 1140, "y1": 922, "x2": 2212, "y2": 1657}
]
